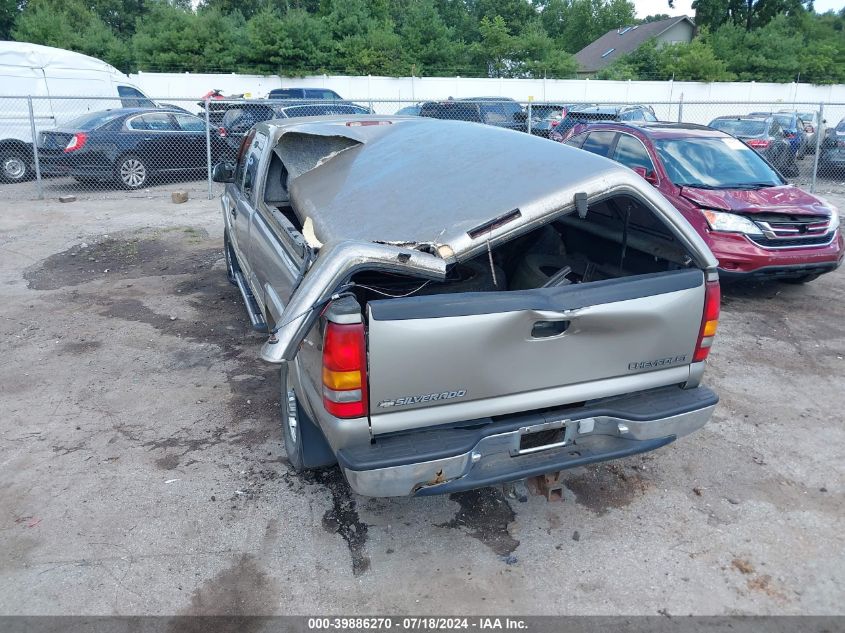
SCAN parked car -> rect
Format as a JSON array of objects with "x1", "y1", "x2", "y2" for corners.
[
  {"x1": 564, "y1": 121, "x2": 842, "y2": 282},
  {"x1": 818, "y1": 118, "x2": 845, "y2": 176},
  {"x1": 751, "y1": 111, "x2": 808, "y2": 159},
  {"x1": 707, "y1": 115, "x2": 798, "y2": 177},
  {"x1": 394, "y1": 103, "x2": 422, "y2": 116},
  {"x1": 0, "y1": 41, "x2": 165, "y2": 183},
  {"x1": 212, "y1": 114, "x2": 721, "y2": 497},
  {"x1": 219, "y1": 102, "x2": 372, "y2": 153},
  {"x1": 267, "y1": 88, "x2": 343, "y2": 101},
  {"x1": 37, "y1": 108, "x2": 226, "y2": 190},
  {"x1": 781, "y1": 109, "x2": 820, "y2": 154},
  {"x1": 549, "y1": 104, "x2": 656, "y2": 140},
  {"x1": 419, "y1": 98, "x2": 527, "y2": 131},
  {"x1": 527, "y1": 103, "x2": 589, "y2": 138}
]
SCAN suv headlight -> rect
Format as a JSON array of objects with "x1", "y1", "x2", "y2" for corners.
[{"x1": 701, "y1": 210, "x2": 763, "y2": 236}]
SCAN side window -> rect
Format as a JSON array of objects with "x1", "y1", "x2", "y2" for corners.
[
  {"x1": 174, "y1": 113, "x2": 206, "y2": 132},
  {"x1": 127, "y1": 113, "x2": 177, "y2": 131},
  {"x1": 565, "y1": 132, "x2": 589, "y2": 148},
  {"x1": 613, "y1": 134, "x2": 655, "y2": 173},
  {"x1": 581, "y1": 131, "x2": 617, "y2": 157},
  {"x1": 481, "y1": 102, "x2": 508, "y2": 124},
  {"x1": 241, "y1": 131, "x2": 267, "y2": 202},
  {"x1": 234, "y1": 129, "x2": 256, "y2": 186},
  {"x1": 305, "y1": 89, "x2": 339, "y2": 100},
  {"x1": 118, "y1": 85, "x2": 155, "y2": 108}
]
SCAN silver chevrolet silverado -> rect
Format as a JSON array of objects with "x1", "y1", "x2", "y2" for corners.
[{"x1": 212, "y1": 115, "x2": 720, "y2": 497}]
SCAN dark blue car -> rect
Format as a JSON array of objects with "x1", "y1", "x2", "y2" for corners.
[
  {"x1": 37, "y1": 108, "x2": 226, "y2": 190},
  {"x1": 751, "y1": 111, "x2": 808, "y2": 159}
]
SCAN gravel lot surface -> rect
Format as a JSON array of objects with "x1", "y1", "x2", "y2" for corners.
[{"x1": 0, "y1": 179, "x2": 843, "y2": 616}]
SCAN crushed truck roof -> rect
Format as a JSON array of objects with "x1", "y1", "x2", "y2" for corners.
[{"x1": 261, "y1": 115, "x2": 640, "y2": 255}]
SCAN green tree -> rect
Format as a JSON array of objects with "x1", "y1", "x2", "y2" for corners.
[
  {"x1": 539, "y1": 0, "x2": 636, "y2": 54},
  {"x1": 13, "y1": 0, "x2": 131, "y2": 69},
  {"x1": 476, "y1": 0, "x2": 534, "y2": 33},
  {"x1": 398, "y1": 0, "x2": 460, "y2": 75},
  {"x1": 131, "y1": 2, "x2": 246, "y2": 72},
  {"x1": 513, "y1": 18, "x2": 577, "y2": 77},
  {"x1": 244, "y1": 7, "x2": 331, "y2": 73},
  {"x1": 690, "y1": 0, "x2": 810, "y2": 31},
  {"x1": 475, "y1": 14, "x2": 514, "y2": 76},
  {"x1": 661, "y1": 37, "x2": 735, "y2": 80},
  {"x1": 0, "y1": 0, "x2": 22, "y2": 40}
]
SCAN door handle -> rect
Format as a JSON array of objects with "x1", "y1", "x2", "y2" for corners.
[{"x1": 231, "y1": 207, "x2": 237, "y2": 219}]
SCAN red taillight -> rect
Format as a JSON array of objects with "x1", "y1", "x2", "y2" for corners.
[
  {"x1": 549, "y1": 119, "x2": 560, "y2": 127},
  {"x1": 693, "y1": 280, "x2": 720, "y2": 362},
  {"x1": 64, "y1": 132, "x2": 87, "y2": 153},
  {"x1": 218, "y1": 127, "x2": 227, "y2": 137},
  {"x1": 746, "y1": 139, "x2": 770, "y2": 149},
  {"x1": 785, "y1": 132, "x2": 796, "y2": 139},
  {"x1": 322, "y1": 321, "x2": 368, "y2": 418}
]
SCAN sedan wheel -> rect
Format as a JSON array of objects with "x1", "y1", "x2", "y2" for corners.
[
  {"x1": 117, "y1": 155, "x2": 148, "y2": 189},
  {"x1": 1, "y1": 148, "x2": 31, "y2": 183}
]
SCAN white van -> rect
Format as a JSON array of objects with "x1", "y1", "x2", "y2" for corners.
[{"x1": 0, "y1": 42, "x2": 158, "y2": 183}]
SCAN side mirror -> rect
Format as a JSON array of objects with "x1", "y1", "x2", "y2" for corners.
[
  {"x1": 212, "y1": 161, "x2": 235, "y2": 183},
  {"x1": 632, "y1": 166, "x2": 658, "y2": 185}
]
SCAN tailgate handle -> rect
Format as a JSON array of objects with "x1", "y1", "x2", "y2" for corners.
[{"x1": 531, "y1": 320, "x2": 570, "y2": 338}]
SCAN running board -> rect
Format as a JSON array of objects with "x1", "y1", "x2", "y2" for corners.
[{"x1": 233, "y1": 271, "x2": 268, "y2": 333}]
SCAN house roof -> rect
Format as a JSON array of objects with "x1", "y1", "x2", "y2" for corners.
[{"x1": 574, "y1": 16, "x2": 695, "y2": 73}]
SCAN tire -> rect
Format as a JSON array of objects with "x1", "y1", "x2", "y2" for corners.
[
  {"x1": 115, "y1": 154, "x2": 149, "y2": 190},
  {"x1": 0, "y1": 146, "x2": 32, "y2": 184},
  {"x1": 224, "y1": 229, "x2": 238, "y2": 285},
  {"x1": 282, "y1": 370, "x2": 336, "y2": 472}
]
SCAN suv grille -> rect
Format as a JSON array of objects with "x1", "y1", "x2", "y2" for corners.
[{"x1": 749, "y1": 214, "x2": 833, "y2": 248}]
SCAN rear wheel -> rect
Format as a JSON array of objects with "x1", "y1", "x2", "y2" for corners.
[
  {"x1": 115, "y1": 154, "x2": 149, "y2": 189},
  {"x1": 0, "y1": 146, "x2": 32, "y2": 183}
]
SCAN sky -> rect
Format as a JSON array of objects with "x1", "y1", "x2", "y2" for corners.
[{"x1": 633, "y1": 0, "x2": 845, "y2": 18}]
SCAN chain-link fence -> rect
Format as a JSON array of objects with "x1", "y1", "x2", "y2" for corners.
[{"x1": 1, "y1": 95, "x2": 844, "y2": 201}]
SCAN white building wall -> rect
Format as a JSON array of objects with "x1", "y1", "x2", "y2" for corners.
[{"x1": 655, "y1": 22, "x2": 695, "y2": 45}]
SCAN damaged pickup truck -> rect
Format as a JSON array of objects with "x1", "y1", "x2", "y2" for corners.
[{"x1": 212, "y1": 115, "x2": 721, "y2": 497}]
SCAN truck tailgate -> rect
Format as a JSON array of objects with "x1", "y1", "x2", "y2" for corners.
[{"x1": 366, "y1": 269, "x2": 704, "y2": 434}]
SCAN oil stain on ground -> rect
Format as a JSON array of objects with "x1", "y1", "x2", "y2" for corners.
[
  {"x1": 438, "y1": 487, "x2": 519, "y2": 557},
  {"x1": 23, "y1": 227, "x2": 214, "y2": 291},
  {"x1": 286, "y1": 467, "x2": 371, "y2": 576},
  {"x1": 169, "y1": 554, "x2": 279, "y2": 633},
  {"x1": 565, "y1": 462, "x2": 650, "y2": 515}
]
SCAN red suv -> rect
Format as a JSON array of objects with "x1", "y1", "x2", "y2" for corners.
[{"x1": 559, "y1": 122, "x2": 842, "y2": 282}]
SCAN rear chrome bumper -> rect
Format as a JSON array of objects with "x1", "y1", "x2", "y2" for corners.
[{"x1": 341, "y1": 387, "x2": 717, "y2": 497}]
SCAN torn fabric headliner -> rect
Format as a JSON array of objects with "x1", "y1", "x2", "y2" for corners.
[{"x1": 257, "y1": 115, "x2": 710, "y2": 261}]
